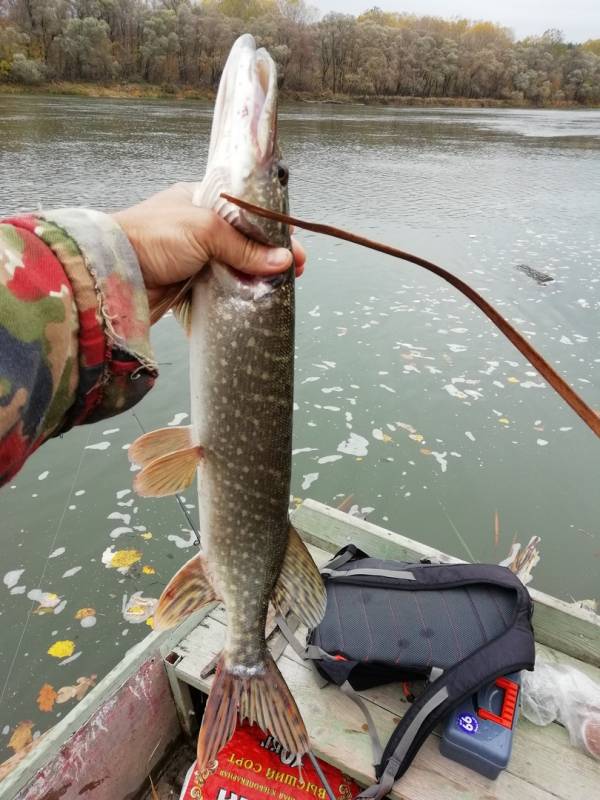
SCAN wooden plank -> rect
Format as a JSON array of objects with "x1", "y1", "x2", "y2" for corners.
[
  {"x1": 173, "y1": 610, "x2": 600, "y2": 800},
  {"x1": 292, "y1": 499, "x2": 600, "y2": 667}
]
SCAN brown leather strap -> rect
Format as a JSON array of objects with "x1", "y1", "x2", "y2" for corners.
[{"x1": 221, "y1": 192, "x2": 600, "y2": 439}]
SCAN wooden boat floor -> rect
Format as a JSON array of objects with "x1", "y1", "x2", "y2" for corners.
[{"x1": 165, "y1": 501, "x2": 600, "y2": 800}]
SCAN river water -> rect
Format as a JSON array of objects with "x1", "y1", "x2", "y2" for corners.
[{"x1": 0, "y1": 96, "x2": 599, "y2": 761}]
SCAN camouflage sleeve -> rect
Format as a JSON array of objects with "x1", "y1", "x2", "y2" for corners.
[{"x1": 0, "y1": 210, "x2": 157, "y2": 484}]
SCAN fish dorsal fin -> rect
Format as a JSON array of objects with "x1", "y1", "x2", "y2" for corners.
[
  {"x1": 133, "y1": 445, "x2": 203, "y2": 497},
  {"x1": 155, "y1": 553, "x2": 218, "y2": 630},
  {"x1": 272, "y1": 526, "x2": 326, "y2": 629},
  {"x1": 128, "y1": 426, "x2": 192, "y2": 467},
  {"x1": 197, "y1": 653, "x2": 309, "y2": 770}
]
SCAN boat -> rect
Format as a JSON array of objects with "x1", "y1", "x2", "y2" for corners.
[{"x1": 1, "y1": 498, "x2": 599, "y2": 800}]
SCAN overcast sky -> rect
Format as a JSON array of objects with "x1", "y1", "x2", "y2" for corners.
[{"x1": 314, "y1": 1, "x2": 599, "y2": 43}]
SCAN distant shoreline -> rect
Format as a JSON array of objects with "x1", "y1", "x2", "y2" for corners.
[{"x1": 0, "y1": 81, "x2": 597, "y2": 109}]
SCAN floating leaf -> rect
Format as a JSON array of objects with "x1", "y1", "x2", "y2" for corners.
[
  {"x1": 56, "y1": 685, "x2": 77, "y2": 703},
  {"x1": 498, "y1": 418, "x2": 510, "y2": 425},
  {"x1": 103, "y1": 548, "x2": 142, "y2": 570},
  {"x1": 507, "y1": 377, "x2": 519, "y2": 384},
  {"x1": 74, "y1": 608, "x2": 95, "y2": 620},
  {"x1": 112, "y1": 549, "x2": 141, "y2": 569},
  {"x1": 8, "y1": 722, "x2": 33, "y2": 753},
  {"x1": 146, "y1": 616, "x2": 154, "y2": 629},
  {"x1": 420, "y1": 448, "x2": 432, "y2": 455},
  {"x1": 139, "y1": 532, "x2": 153, "y2": 540},
  {"x1": 37, "y1": 684, "x2": 57, "y2": 713},
  {"x1": 47, "y1": 640, "x2": 75, "y2": 659},
  {"x1": 142, "y1": 565, "x2": 156, "y2": 575},
  {"x1": 122, "y1": 592, "x2": 157, "y2": 623},
  {"x1": 56, "y1": 675, "x2": 97, "y2": 704},
  {"x1": 409, "y1": 433, "x2": 424, "y2": 443}
]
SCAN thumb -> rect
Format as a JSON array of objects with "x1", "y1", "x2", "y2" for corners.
[{"x1": 206, "y1": 213, "x2": 292, "y2": 276}]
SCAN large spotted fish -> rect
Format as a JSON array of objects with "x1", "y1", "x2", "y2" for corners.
[{"x1": 128, "y1": 34, "x2": 325, "y2": 767}]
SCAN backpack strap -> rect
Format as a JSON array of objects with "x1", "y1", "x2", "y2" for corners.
[{"x1": 356, "y1": 576, "x2": 534, "y2": 799}]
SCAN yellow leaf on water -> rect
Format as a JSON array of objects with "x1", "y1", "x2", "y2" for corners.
[
  {"x1": 507, "y1": 377, "x2": 520, "y2": 384},
  {"x1": 74, "y1": 608, "x2": 95, "y2": 620},
  {"x1": 139, "y1": 532, "x2": 153, "y2": 540},
  {"x1": 381, "y1": 433, "x2": 393, "y2": 443},
  {"x1": 142, "y1": 565, "x2": 156, "y2": 575},
  {"x1": 110, "y1": 549, "x2": 142, "y2": 569},
  {"x1": 47, "y1": 640, "x2": 75, "y2": 659},
  {"x1": 420, "y1": 448, "x2": 432, "y2": 455},
  {"x1": 37, "y1": 684, "x2": 57, "y2": 713},
  {"x1": 146, "y1": 616, "x2": 155, "y2": 629},
  {"x1": 409, "y1": 434, "x2": 424, "y2": 443},
  {"x1": 8, "y1": 722, "x2": 33, "y2": 753},
  {"x1": 499, "y1": 418, "x2": 510, "y2": 425}
]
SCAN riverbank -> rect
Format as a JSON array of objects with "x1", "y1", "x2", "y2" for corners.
[{"x1": 0, "y1": 81, "x2": 596, "y2": 109}]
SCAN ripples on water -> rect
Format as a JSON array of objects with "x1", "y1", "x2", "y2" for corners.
[{"x1": 0, "y1": 97, "x2": 599, "y2": 758}]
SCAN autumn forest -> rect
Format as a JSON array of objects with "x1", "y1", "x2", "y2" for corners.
[{"x1": 1, "y1": 0, "x2": 600, "y2": 105}]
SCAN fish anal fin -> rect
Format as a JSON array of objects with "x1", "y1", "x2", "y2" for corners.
[
  {"x1": 155, "y1": 553, "x2": 218, "y2": 630},
  {"x1": 272, "y1": 526, "x2": 326, "y2": 629},
  {"x1": 128, "y1": 426, "x2": 192, "y2": 467},
  {"x1": 198, "y1": 654, "x2": 309, "y2": 770},
  {"x1": 133, "y1": 445, "x2": 203, "y2": 497}
]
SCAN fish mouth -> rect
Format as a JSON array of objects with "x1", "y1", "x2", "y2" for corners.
[
  {"x1": 202, "y1": 34, "x2": 284, "y2": 293},
  {"x1": 208, "y1": 34, "x2": 278, "y2": 175}
]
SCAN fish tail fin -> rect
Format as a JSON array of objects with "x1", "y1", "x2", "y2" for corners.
[{"x1": 198, "y1": 653, "x2": 309, "y2": 769}]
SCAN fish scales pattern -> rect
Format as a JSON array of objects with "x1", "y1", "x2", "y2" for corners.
[{"x1": 196, "y1": 272, "x2": 294, "y2": 670}]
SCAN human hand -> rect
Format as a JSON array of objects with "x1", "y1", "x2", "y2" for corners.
[{"x1": 111, "y1": 182, "x2": 306, "y2": 323}]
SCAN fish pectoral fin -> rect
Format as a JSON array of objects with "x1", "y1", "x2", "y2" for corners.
[
  {"x1": 173, "y1": 290, "x2": 193, "y2": 336},
  {"x1": 197, "y1": 654, "x2": 309, "y2": 770},
  {"x1": 128, "y1": 426, "x2": 193, "y2": 467},
  {"x1": 155, "y1": 553, "x2": 219, "y2": 630},
  {"x1": 133, "y1": 445, "x2": 203, "y2": 497},
  {"x1": 272, "y1": 526, "x2": 327, "y2": 629}
]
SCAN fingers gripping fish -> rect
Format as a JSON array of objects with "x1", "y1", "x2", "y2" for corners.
[{"x1": 128, "y1": 34, "x2": 326, "y2": 768}]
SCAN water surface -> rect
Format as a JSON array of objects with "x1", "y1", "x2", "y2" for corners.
[{"x1": 1, "y1": 97, "x2": 599, "y2": 760}]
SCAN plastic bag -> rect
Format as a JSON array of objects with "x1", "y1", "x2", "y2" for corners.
[{"x1": 521, "y1": 659, "x2": 600, "y2": 759}]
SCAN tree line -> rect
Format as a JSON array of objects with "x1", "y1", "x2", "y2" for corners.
[{"x1": 1, "y1": 1, "x2": 599, "y2": 105}]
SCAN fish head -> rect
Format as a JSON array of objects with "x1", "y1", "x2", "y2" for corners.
[{"x1": 198, "y1": 33, "x2": 292, "y2": 295}]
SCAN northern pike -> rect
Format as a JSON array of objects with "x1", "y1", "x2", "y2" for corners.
[{"x1": 128, "y1": 34, "x2": 326, "y2": 767}]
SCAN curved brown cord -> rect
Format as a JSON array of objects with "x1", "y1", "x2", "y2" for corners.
[{"x1": 221, "y1": 192, "x2": 600, "y2": 438}]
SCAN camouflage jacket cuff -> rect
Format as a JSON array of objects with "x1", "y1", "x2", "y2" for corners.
[{"x1": 35, "y1": 210, "x2": 157, "y2": 429}]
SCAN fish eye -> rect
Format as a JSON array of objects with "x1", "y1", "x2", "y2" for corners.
[{"x1": 277, "y1": 162, "x2": 289, "y2": 187}]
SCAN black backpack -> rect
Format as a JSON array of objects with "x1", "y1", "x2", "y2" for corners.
[{"x1": 277, "y1": 545, "x2": 535, "y2": 799}]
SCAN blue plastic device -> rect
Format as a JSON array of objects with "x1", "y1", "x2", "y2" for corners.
[{"x1": 439, "y1": 672, "x2": 522, "y2": 779}]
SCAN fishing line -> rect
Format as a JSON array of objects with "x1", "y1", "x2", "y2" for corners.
[
  {"x1": 131, "y1": 411, "x2": 201, "y2": 546},
  {"x1": 0, "y1": 428, "x2": 92, "y2": 709},
  {"x1": 221, "y1": 193, "x2": 600, "y2": 440},
  {"x1": 436, "y1": 498, "x2": 476, "y2": 563}
]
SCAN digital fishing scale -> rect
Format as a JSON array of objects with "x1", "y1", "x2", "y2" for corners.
[{"x1": 439, "y1": 672, "x2": 522, "y2": 779}]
